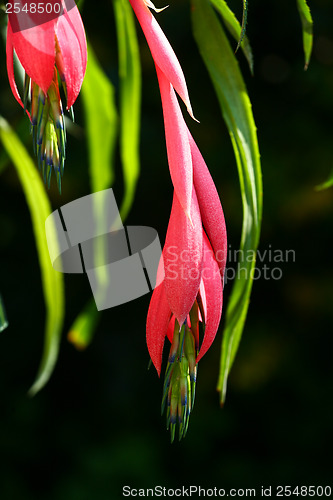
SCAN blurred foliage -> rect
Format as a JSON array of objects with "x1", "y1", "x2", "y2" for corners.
[
  {"x1": 297, "y1": 0, "x2": 313, "y2": 69},
  {"x1": 0, "y1": 118, "x2": 65, "y2": 396},
  {"x1": 0, "y1": 0, "x2": 332, "y2": 497},
  {"x1": 0, "y1": 293, "x2": 8, "y2": 331}
]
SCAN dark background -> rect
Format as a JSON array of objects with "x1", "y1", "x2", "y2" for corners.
[{"x1": 0, "y1": 0, "x2": 332, "y2": 498}]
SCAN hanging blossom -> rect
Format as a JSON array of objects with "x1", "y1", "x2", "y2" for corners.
[
  {"x1": 129, "y1": 0, "x2": 227, "y2": 441},
  {"x1": 6, "y1": 0, "x2": 87, "y2": 191}
]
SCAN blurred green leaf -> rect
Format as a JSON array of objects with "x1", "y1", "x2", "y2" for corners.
[
  {"x1": 67, "y1": 300, "x2": 100, "y2": 350},
  {"x1": 296, "y1": 0, "x2": 313, "y2": 70},
  {"x1": 0, "y1": 293, "x2": 8, "y2": 332},
  {"x1": 316, "y1": 169, "x2": 333, "y2": 191},
  {"x1": 0, "y1": 116, "x2": 31, "y2": 175},
  {"x1": 73, "y1": 42, "x2": 118, "y2": 350},
  {"x1": 210, "y1": 0, "x2": 253, "y2": 74},
  {"x1": 81, "y1": 41, "x2": 118, "y2": 193},
  {"x1": 114, "y1": 0, "x2": 141, "y2": 221},
  {"x1": 0, "y1": 117, "x2": 65, "y2": 395},
  {"x1": 192, "y1": 0, "x2": 262, "y2": 404}
]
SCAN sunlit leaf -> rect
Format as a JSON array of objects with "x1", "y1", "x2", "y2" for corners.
[
  {"x1": 210, "y1": 0, "x2": 253, "y2": 74},
  {"x1": 236, "y1": 0, "x2": 249, "y2": 55},
  {"x1": 316, "y1": 169, "x2": 333, "y2": 191},
  {"x1": 81, "y1": 41, "x2": 118, "y2": 193},
  {"x1": 0, "y1": 117, "x2": 65, "y2": 395},
  {"x1": 0, "y1": 293, "x2": 8, "y2": 333},
  {"x1": 114, "y1": 0, "x2": 142, "y2": 221},
  {"x1": 67, "y1": 300, "x2": 100, "y2": 350},
  {"x1": 72, "y1": 42, "x2": 118, "y2": 350},
  {"x1": 192, "y1": 0, "x2": 262, "y2": 404},
  {"x1": 296, "y1": 0, "x2": 313, "y2": 70},
  {"x1": 0, "y1": 117, "x2": 30, "y2": 175}
]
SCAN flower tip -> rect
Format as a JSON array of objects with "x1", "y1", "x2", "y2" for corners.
[
  {"x1": 186, "y1": 102, "x2": 199, "y2": 123},
  {"x1": 185, "y1": 211, "x2": 194, "y2": 229},
  {"x1": 145, "y1": 0, "x2": 169, "y2": 12}
]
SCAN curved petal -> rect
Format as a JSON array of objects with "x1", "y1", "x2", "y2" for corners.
[
  {"x1": 128, "y1": 0, "x2": 194, "y2": 118},
  {"x1": 163, "y1": 188, "x2": 203, "y2": 326},
  {"x1": 6, "y1": 22, "x2": 23, "y2": 108},
  {"x1": 166, "y1": 315, "x2": 175, "y2": 343},
  {"x1": 146, "y1": 282, "x2": 172, "y2": 376},
  {"x1": 189, "y1": 131, "x2": 227, "y2": 278},
  {"x1": 156, "y1": 65, "x2": 193, "y2": 217},
  {"x1": 196, "y1": 232, "x2": 223, "y2": 363},
  {"x1": 9, "y1": 17, "x2": 56, "y2": 94},
  {"x1": 56, "y1": 4, "x2": 87, "y2": 108}
]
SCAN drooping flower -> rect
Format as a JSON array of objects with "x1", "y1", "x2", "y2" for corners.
[
  {"x1": 6, "y1": 1, "x2": 87, "y2": 191},
  {"x1": 130, "y1": 0, "x2": 227, "y2": 440}
]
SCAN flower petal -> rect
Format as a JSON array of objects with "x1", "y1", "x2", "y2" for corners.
[
  {"x1": 189, "y1": 131, "x2": 227, "y2": 278},
  {"x1": 156, "y1": 65, "x2": 193, "y2": 217},
  {"x1": 196, "y1": 232, "x2": 223, "y2": 363},
  {"x1": 8, "y1": 17, "x2": 56, "y2": 95},
  {"x1": 56, "y1": 3, "x2": 87, "y2": 108},
  {"x1": 163, "y1": 188, "x2": 203, "y2": 326},
  {"x1": 146, "y1": 282, "x2": 172, "y2": 376},
  {"x1": 128, "y1": 0, "x2": 194, "y2": 118},
  {"x1": 166, "y1": 315, "x2": 175, "y2": 343},
  {"x1": 6, "y1": 22, "x2": 23, "y2": 108}
]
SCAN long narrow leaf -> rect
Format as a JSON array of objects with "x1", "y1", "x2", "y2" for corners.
[
  {"x1": 67, "y1": 300, "x2": 100, "y2": 350},
  {"x1": 210, "y1": 0, "x2": 253, "y2": 74},
  {"x1": 0, "y1": 117, "x2": 65, "y2": 395},
  {"x1": 192, "y1": 0, "x2": 263, "y2": 404},
  {"x1": 72, "y1": 42, "x2": 119, "y2": 350},
  {"x1": 81, "y1": 41, "x2": 118, "y2": 193},
  {"x1": 114, "y1": 0, "x2": 141, "y2": 221},
  {"x1": 316, "y1": 168, "x2": 333, "y2": 191},
  {"x1": 296, "y1": 0, "x2": 313, "y2": 70},
  {"x1": 0, "y1": 293, "x2": 8, "y2": 332},
  {"x1": 0, "y1": 117, "x2": 30, "y2": 175}
]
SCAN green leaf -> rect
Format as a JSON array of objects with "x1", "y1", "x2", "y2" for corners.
[
  {"x1": 0, "y1": 293, "x2": 8, "y2": 333},
  {"x1": 0, "y1": 116, "x2": 31, "y2": 175},
  {"x1": 191, "y1": 0, "x2": 262, "y2": 404},
  {"x1": 0, "y1": 117, "x2": 65, "y2": 395},
  {"x1": 296, "y1": 0, "x2": 313, "y2": 70},
  {"x1": 316, "y1": 168, "x2": 333, "y2": 191},
  {"x1": 67, "y1": 300, "x2": 100, "y2": 350},
  {"x1": 81, "y1": 41, "x2": 118, "y2": 193},
  {"x1": 114, "y1": 0, "x2": 142, "y2": 221},
  {"x1": 236, "y1": 0, "x2": 249, "y2": 55},
  {"x1": 72, "y1": 43, "x2": 118, "y2": 350},
  {"x1": 210, "y1": 0, "x2": 253, "y2": 74}
]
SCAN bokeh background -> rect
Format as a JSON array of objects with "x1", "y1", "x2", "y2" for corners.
[{"x1": 0, "y1": 0, "x2": 333, "y2": 498}]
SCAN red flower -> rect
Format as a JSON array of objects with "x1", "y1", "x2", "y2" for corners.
[
  {"x1": 6, "y1": 1, "x2": 87, "y2": 190},
  {"x1": 130, "y1": 0, "x2": 227, "y2": 440}
]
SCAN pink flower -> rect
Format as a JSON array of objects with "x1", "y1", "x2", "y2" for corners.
[
  {"x1": 6, "y1": 1, "x2": 87, "y2": 190},
  {"x1": 130, "y1": 0, "x2": 227, "y2": 440}
]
